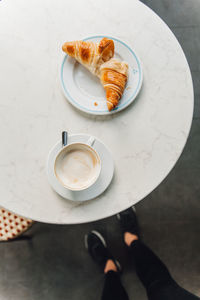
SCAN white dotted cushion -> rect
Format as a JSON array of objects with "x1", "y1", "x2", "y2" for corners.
[{"x1": 0, "y1": 208, "x2": 33, "y2": 241}]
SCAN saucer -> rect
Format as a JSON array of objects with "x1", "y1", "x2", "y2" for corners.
[
  {"x1": 46, "y1": 134, "x2": 114, "y2": 202},
  {"x1": 61, "y1": 35, "x2": 143, "y2": 115}
]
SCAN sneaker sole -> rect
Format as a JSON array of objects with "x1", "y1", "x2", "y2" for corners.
[
  {"x1": 84, "y1": 230, "x2": 107, "y2": 250},
  {"x1": 115, "y1": 260, "x2": 122, "y2": 273},
  {"x1": 116, "y1": 206, "x2": 136, "y2": 220}
]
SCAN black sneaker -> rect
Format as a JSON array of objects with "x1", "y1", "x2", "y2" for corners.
[
  {"x1": 85, "y1": 230, "x2": 121, "y2": 272},
  {"x1": 117, "y1": 206, "x2": 140, "y2": 238}
]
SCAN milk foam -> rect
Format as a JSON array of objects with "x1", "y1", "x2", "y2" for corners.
[{"x1": 55, "y1": 146, "x2": 100, "y2": 189}]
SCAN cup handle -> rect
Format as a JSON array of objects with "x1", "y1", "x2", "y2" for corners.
[{"x1": 86, "y1": 136, "x2": 95, "y2": 147}]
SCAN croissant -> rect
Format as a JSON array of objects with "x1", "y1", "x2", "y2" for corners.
[
  {"x1": 99, "y1": 59, "x2": 128, "y2": 111},
  {"x1": 62, "y1": 38, "x2": 114, "y2": 76}
]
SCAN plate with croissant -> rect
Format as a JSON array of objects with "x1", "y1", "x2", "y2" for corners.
[{"x1": 61, "y1": 35, "x2": 143, "y2": 115}]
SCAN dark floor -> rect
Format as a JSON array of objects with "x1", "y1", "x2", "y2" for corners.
[{"x1": 0, "y1": 1, "x2": 200, "y2": 299}]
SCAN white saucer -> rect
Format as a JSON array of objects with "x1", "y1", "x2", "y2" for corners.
[
  {"x1": 61, "y1": 35, "x2": 143, "y2": 115},
  {"x1": 46, "y1": 134, "x2": 114, "y2": 202}
]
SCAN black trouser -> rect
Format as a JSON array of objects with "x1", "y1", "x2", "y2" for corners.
[{"x1": 101, "y1": 240, "x2": 199, "y2": 300}]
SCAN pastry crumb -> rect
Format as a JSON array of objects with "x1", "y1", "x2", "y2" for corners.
[{"x1": 94, "y1": 102, "x2": 98, "y2": 106}]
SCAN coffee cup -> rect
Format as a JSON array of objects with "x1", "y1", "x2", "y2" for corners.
[{"x1": 54, "y1": 136, "x2": 101, "y2": 191}]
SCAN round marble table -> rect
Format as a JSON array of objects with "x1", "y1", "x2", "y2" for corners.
[{"x1": 0, "y1": 0, "x2": 193, "y2": 224}]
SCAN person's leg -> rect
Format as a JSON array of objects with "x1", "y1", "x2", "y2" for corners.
[
  {"x1": 118, "y1": 207, "x2": 200, "y2": 300},
  {"x1": 102, "y1": 270, "x2": 129, "y2": 300},
  {"x1": 85, "y1": 231, "x2": 129, "y2": 300},
  {"x1": 147, "y1": 281, "x2": 200, "y2": 300},
  {"x1": 129, "y1": 236, "x2": 199, "y2": 300},
  {"x1": 129, "y1": 239, "x2": 173, "y2": 291}
]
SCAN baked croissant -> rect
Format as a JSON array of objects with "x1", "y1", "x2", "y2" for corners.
[
  {"x1": 99, "y1": 59, "x2": 128, "y2": 111},
  {"x1": 62, "y1": 38, "x2": 114, "y2": 76}
]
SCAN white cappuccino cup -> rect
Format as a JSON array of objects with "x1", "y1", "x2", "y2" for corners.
[{"x1": 54, "y1": 136, "x2": 101, "y2": 191}]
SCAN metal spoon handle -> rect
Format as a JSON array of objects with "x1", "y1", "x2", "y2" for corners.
[{"x1": 62, "y1": 131, "x2": 68, "y2": 147}]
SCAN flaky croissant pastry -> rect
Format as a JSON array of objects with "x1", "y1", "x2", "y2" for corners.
[
  {"x1": 99, "y1": 59, "x2": 128, "y2": 111},
  {"x1": 62, "y1": 38, "x2": 114, "y2": 76}
]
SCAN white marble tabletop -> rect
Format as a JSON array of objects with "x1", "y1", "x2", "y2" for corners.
[{"x1": 0, "y1": 0, "x2": 193, "y2": 224}]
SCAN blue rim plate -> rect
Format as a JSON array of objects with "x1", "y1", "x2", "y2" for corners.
[{"x1": 61, "y1": 35, "x2": 143, "y2": 115}]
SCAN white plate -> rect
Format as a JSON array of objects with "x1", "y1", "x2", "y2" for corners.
[
  {"x1": 46, "y1": 134, "x2": 114, "y2": 202},
  {"x1": 61, "y1": 35, "x2": 143, "y2": 115}
]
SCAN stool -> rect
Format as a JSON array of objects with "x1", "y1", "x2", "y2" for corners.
[{"x1": 0, "y1": 208, "x2": 34, "y2": 241}]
